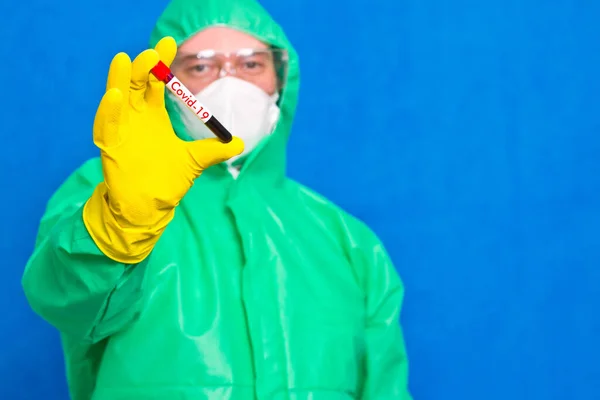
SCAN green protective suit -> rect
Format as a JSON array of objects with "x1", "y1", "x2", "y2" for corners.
[{"x1": 22, "y1": 0, "x2": 412, "y2": 399}]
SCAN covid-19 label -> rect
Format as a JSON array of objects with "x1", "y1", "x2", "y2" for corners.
[{"x1": 168, "y1": 77, "x2": 213, "y2": 122}]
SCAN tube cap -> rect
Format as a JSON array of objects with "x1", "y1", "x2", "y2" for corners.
[{"x1": 150, "y1": 61, "x2": 171, "y2": 82}]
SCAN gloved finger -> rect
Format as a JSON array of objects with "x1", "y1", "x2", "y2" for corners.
[
  {"x1": 186, "y1": 137, "x2": 245, "y2": 171},
  {"x1": 147, "y1": 36, "x2": 178, "y2": 107},
  {"x1": 106, "y1": 52, "x2": 131, "y2": 113},
  {"x1": 93, "y1": 88, "x2": 125, "y2": 149},
  {"x1": 129, "y1": 49, "x2": 159, "y2": 108},
  {"x1": 156, "y1": 36, "x2": 177, "y2": 67}
]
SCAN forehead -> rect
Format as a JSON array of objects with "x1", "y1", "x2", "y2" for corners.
[{"x1": 178, "y1": 26, "x2": 269, "y2": 54}]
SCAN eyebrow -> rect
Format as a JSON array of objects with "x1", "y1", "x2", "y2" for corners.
[{"x1": 175, "y1": 54, "x2": 203, "y2": 63}]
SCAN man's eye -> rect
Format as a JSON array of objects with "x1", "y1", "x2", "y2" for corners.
[
  {"x1": 187, "y1": 62, "x2": 216, "y2": 74},
  {"x1": 192, "y1": 64, "x2": 208, "y2": 72}
]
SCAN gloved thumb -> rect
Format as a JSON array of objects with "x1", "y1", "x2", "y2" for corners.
[{"x1": 186, "y1": 137, "x2": 245, "y2": 170}]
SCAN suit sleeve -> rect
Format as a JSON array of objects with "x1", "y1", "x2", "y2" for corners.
[
  {"x1": 353, "y1": 227, "x2": 413, "y2": 400},
  {"x1": 22, "y1": 159, "x2": 148, "y2": 343}
]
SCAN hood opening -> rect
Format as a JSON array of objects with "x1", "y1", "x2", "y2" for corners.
[{"x1": 149, "y1": 0, "x2": 300, "y2": 182}]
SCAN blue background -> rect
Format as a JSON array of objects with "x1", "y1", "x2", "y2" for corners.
[{"x1": 1, "y1": 0, "x2": 599, "y2": 399}]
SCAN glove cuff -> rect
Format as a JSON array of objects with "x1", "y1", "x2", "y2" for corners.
[{"x1": 82, "y1": 183, "x2": 175, "y2": 264}]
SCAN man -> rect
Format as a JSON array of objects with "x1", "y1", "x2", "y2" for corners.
[{"x1": 22, "y1": 0, "x2": 413, "y2": 398}]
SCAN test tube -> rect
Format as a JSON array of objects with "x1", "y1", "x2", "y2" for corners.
[{"x1": 150, "y1": 61, "x2": 233, "y2": 143}]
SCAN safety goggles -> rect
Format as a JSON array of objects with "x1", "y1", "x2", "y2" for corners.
[{"x1": 171, "y1": 47, "x2": 289, "y2": 90}]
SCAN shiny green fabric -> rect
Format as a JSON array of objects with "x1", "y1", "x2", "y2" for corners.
[{"x1": 22, "y1": 0, "x2": 412, "y2": 398}]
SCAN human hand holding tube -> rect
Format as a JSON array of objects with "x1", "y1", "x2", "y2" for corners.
[{"x1": 83, "y1": 37, "x2": 244, "y2": 264}]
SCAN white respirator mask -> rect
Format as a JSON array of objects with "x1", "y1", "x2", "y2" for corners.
[{"x1": 171, "y1": 76, "x2": 281, "y2": 164}]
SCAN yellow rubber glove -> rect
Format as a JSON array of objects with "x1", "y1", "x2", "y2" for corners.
[{"x1": 83, "y1": 37, "x2": 244, "y2": 264}]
